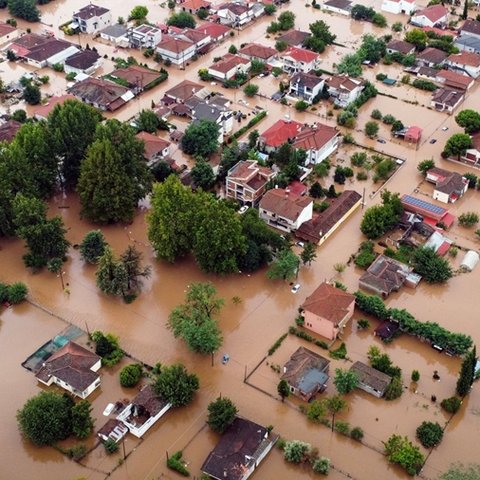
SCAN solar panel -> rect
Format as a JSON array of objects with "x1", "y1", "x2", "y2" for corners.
[{"x1": 402, "y1": 195, "x2": 446, "y2": 215}]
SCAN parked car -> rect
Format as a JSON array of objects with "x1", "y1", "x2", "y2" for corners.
[
  {"x1": 296, "y1": 241, "x2": 305, "y2": 248},
  {"x1": 239, "y1": 205, "x2": 249, "y2": 214},
  {"x1": 430, "y1": 139, "x2": 437, "y2": 144},
  {"x1": 291, "y1": 283, "x2": 301, "y2": 293},
  {"x1": 377, "y1": 138, "x2": 387, "y2": 144},
  {"x1": 441, "y1": 126, "x2": 449, "y2": 131}
]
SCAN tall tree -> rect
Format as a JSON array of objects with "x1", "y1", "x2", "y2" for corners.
[
  {"x1": 181, "y1": 120, "x2": 219, "y2": 158},
  {"x1": 456, "y1": 346, "x2": 477, "y2": 397},
  {"x1": 455, "y1": 109, "x2": 480, "y2": 134},
  {"x1": 48, "y1": 100, "x2": 102, "y2": 190},
  {"x1": 442, "y1": 134, "x2": 473, "y2": 160},
  {"x1": 71, "y1": 400, "x2": 94, "y2": 439},
  {"x1": 207, "y1": 397, "x2": 238, "y2": 433},
  {"x1": 95, "y1": 246, "x2": 128, "y2": 297},
  {"x1": 8, "y1": 0, "x2": 40, "y2": 21},
  {"x1": 277, "y1": 379, "x2": 290, "y2": 401},
  {"x1": 191, "y1": 160, "x2": 215, "y2": 190},
  {"x1": 300, "y1": 242, "x2": 317, "y2": 266},
  {"x1": 79, "y1": 230, "x2": 108, "y2": 264},
  {"x1": 120, "y1": 245, "x2": 151, "y2": 293},
  {"x1": 266, "y1": 249, "x2": 300, "y2": 281},
  {"x1": 154, "y1": 363, "x2": 199, "y2": 407},
  {"x1": 333, "y1": 368, "x2": 359, "y2": 394},
  {"x1": 322, "y1": 395, "x2": 347, "y2": 432}
]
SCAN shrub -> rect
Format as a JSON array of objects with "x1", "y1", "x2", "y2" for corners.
[
  {"x1": 268, "y1": 333, "x2": 288, "y2": 355},
  {"x1": 64, "y1": 444, "x2": 87, "y2": 461},
  {"x1": 7, "y1": 282, "x2": 28, "y2": 304},
  {"x1": 295, "y1": 100, "x2": 309, "y2": 112},
  {"x1": 0, "y1": 283, "x2": 8, "y2": 303},
  {"x1": 458, "y1": 212, "x2": 479, "y2": 227},
  {"x1": 411, "y1": 370, "x2": 420, "y2": 382},
  {"x1": 357, "y1": 171, "x2": 368, "y2": 181},
  {"x1": 351, "y1": 427, "x2": 364, "y2": 441},
  {"x1": 355, "y1": 241, "x2": 376, "y2": 269},
  {"x1": 91, "y1": 331, "x2": 124, "y2": 367},
  {"x1": 371, "y1": 109, "x2": 382, "y2": 120},
  {"x1": 416, "y1": 421, "x2": 443, "y2": 448},
  {"x1": 385, "y1": 376, "x2": 403, "y2": 400},
  {"x1": 284, "y1": 440, "x2": 311, "y2": 463},
  {"x1": 335, "y1": 420, "x2": 350, "y2": 435},
  {"x1": 119, "y1": 364, "x2": 143, "y2": 387},
  {"x1": 329, "y1": 342, "x2": 347, "y2": 360},
  {"x1": 104, "y1": 438, "x2": 119, "y2": 454},
  {"x1": 382, "y1": 114, "x2": 396, "y2": 125},
  {"x1": 207, "y1": 397, "x2": 238, "y2": 433},
  {"x1": 313, "y1": 457, "x2": 331, "y2": 474},
  {"x1": 351, "y1": 151, "x2": 367, "y2": 166},
  {"x1": 441, "y1": 396, "x2": 461, "y2": 414},
  {"x1": 243, "y1": 83, "x2": 259, "y2": 97},
  {"x1": 166, "y1": 451, "x2": 190, "y2": 476},
  {"x1": 357, "y1": 319, "x2": 370, "y2": 330}
]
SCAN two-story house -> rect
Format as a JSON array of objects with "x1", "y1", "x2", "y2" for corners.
[
  {"x1": 381, "y1": 0, "x2": 416, "y2": 15},
  {"x1": 259, "y1": 188, "x2": 313, "y2": 233},
  {"x1": 72, "y1": 4, "x2": 112, "y2": 34},
  {"x1": 280, "y1": 46, "x2": 320, "y2": 73},
  {"x1": 426, "y1": 167, "x2": 469, "y2": 203},
  {"x1": 445, "y1": 51, "x2": 480, "y2": 78},
  {"x1": 238, "y1": 43, "x2": 277, "y2": 62},
  {"x1": 411, "y1": 4, "x2": 448, "y2": 27},
  {"x1": 325, "y1": 75, "x2": 364, "y2": 107},
  {"x1": 259, "y1": 119, "x2": 303, "y2": 153},
  {"x1": 156, "y1": 36, "x2": 197, "y2": 65},
  {"x1": 226, "y1": 160, "x2": 276, "y2": 206},
  {"x1": 208, "y1": 53, "x2": 250, "y2": 80},
  {"x1": 416, "y1": 47, "x2": 448, "y2": 67},
  {"x1": 289, "y1": 72, "x2": 325, "y2": 104},
  {"x1": 216, "y1": 1, "x2": 264, "y2": 26},
  {"x1": 127, "y1": 24, "x2": 162, "y2": 48},
  {"x1": 293, "y1": 124, "x2": 340, "y2": 165}
]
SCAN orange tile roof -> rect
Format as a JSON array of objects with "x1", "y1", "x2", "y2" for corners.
[{"x1": 260, "y1": 119, "x2": 302, "y2": 147}]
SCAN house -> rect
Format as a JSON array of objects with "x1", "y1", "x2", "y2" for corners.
[
  {"x1": 35, "y1": 341, "x2": 101, "y2": 399},
  {"x1": 323, "y1": 0, "x2": 352, "y2": 16},
  {"x1": 350, "y1": 362, "x2": 392, "y2": 398},
  {"x1": 162, "y1": 79, "x2": 207, "y2": 103},
  {"x1": 0, "y1": 22, "x2": 19, "y2": 45},
  {"x1": 188, "y1": 99, "x2": 234, "y2": 142},
  {"x1": 238, "y1": 43, "x2": 277, "y2": 62},
  {"x1": 181, "y1": 28, "x2": 212, "y2": 50},
  {"x1": 108, "y1": 65, "x2": 165, "y2": 93},
  {"x1": 259, "y1": 119, "x2": 302, "y2": 153},
  {"x1": 282, "y1": 347, "x2": 330, "y2": 401},
  {"x1": 426, "y1": 167, "x2": 468, "y2": 203},
  {"x1": 97, "y1": 419, "x2": 128, "y2": 443},
  {"x1": 116, "y1": 385, "x2": 171, "y2": 438},
  {"x1": 126, "y1": 25, "x2": 162, "y2": 48},
  {"x1": 416, "y1": 47, "x2": 447, "y2": 67},
  {"x1": 401, "y1": 194, "x2": 455, "y2": 228},
  {"x1": 280, "y1": 46, "x2": 320, "y2": 74},
  {"x1": 194, "y1": 22, "x2": 230, "y2": 43},
  {"x1": 454, "y1": 34, "x2": 480, "y2": 54},
  {"x1": 293, "y1": 124, "x2": 340, "y2": 165},
  {"x1": 216, "y1": 2, "x2": 264, "y2": 26},
  {"x1": 300, "y1": 282, "x2": 355, "y2": 340},
  {"x1": 359, "y1": 255, "x2": 415, "y2": 297},
  {"x1": 430, "y1": 87, "x2": 464, "y2": 113},
  {"x1": 99, "y1": 24, "x2": 128, "y2": 44},
  {"x1": 296, "y1": 190, "x2": 362, "y2": 245},
  {"x1": 411, "y1": 5, "x2": 448, "y2": 28},
  {"x1": 404, "y1": 125, "x2": 422, "y2": 144},
  {"x1": 386, "y1": 39, "x2": 415, "y2": 56},
  {"x1": 181, "y1": 0, "x2": 210, "y2": 14},
  {"x1": 459, "y1": 19, "x2": 480, "y2": 40},
  {"x1": 259, "y1": 188, "x2": 313, "y2": 232},
  {"x1": 72, "y1": 4, "x2": 112, "y2": 34},
  {"x1": 207, "y1": 53, "x2": 250, "y2": 80},
  {"x1": 277, "y1": 30, "x2": 310, "y2": 47},
  {"x1": 325, "y1": 75, "x2": 364, "y2": 107},
  {"x1": 0, "y1": 120, "x2": 21, "y2": 143},
  {"x1": 156, "y1": 36, "x2": 196, "y2": 66},
  {"x1": 64, "y1": 49, "x2": 101, "y2": 75},
  {"x1": 136, "y1": 132, "x2": 171, "y2": 164},
  {"x1": 68, "y1": 77, "x2": 134, "y2": 111},
  {"x1": 462, "y1": 132, "x2": 480, "y2": 166},
  {"x1": 381, "y1": 0, "x2": 416, "y2": 15},
  {"x1": 225, "y1": 160, "x2": 276, "y2": 206},
  {"x1": 289, "y1": 72, "x2": 325, "y2": 104},
  {"x1": 32, "y1": 94, "x2": 76, "y2": 120},
  {"x1": 445, "y1": 51, "x2": 480, "y2": 78},
  {"x1": 201, "y1": 417, "x2": 277, "y2": 480},
  {"x1": 436, "y1": 69, "x2": 474, "y2": 91}
]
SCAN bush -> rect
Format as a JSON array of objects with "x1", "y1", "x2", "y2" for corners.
[
  {"x1": 313, "y1": 457, "x2": 331, "y2": 474},
  {"x1": 0, "y1": 283, "x2": 8, "y2": 303},
  {"x1": 411, "y1": 370, "x2": 420, "y2": 382},
  {"x1": 351, "y1": 427, "x2": 364, "y2": 441},
  {"x1": 64, "y1": 444, "x2": 87, "y2": 460},
  {"x1": 357, "y1": 319, "x2": 370, "y2": 330},
  {"x1": 104, "y1": 438, "x2": 119, "y2": 454},
  {"x1": 243, "y1": 83, "x2": 259, "y2": 97},
  {"x1": 7, "y1": 282, "x2": 28, "y2": 304},
  {"x1": 385, "y1": 376, "x2": 403, "y2": 400},
  {"x1": 268, "y1": 333, "x2": 288, "y2": 355},
  {"x1": 335, "y1": 420, "x2": 350, "y2": 435},
  {"x1": 295, "y1": 100, "x2": 309, "y2": 112},
  {"x1": 416, "y1": 421, "x2": 443, "y2": 448},
  {"x1": 351, "y1": 151, "x2": 367, "y2": 167},
  {"x1": 329, "y1": 342, "x2": 347, "y2": 360},
  {"x1": 119, "y1": 364, "x2": 143, "y2": 387},
  {"x1": 412, "y1": 79, "x2": 437, "y2": 91},
  {"x1": 357, "y1": 171, "x2": 368, "y2": 181},
  {"x1": 166, "y1": 451, "x2": 190, "y2": 476},
  {"x1": 355, "y1": 241, "x2": 376, "y2": 269},
  {"x1": 91, "y1": 331, "x2": 124, "y2": 367},
  {"x1": 458, "y1": 212, "x2": 479, "y2": 227},
  {"x1": 441, "y1": 396, "x2": 461, "y2": 414},
  {"x1": 284, "y1": 440, "x2": 311, "y2": 463}
]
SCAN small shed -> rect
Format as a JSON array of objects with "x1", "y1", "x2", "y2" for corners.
[
  {"x1": 405, "y1": 126, "x2": 422, "y2": 144},
  {"x1": 460, "y1": 250, "x2": 480, "y2": 272},
  {"x1": 382, "y1": 78, "x2": 396, "y2": 86}
]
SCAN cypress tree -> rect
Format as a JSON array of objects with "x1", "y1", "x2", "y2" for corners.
[{"x1": 456, "y1": 346, "x2": 476, "y2": 397}]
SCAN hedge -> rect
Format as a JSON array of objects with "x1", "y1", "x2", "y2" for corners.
[{"x1": 232, "y1": 110, "x2": 267, "y2": 140}]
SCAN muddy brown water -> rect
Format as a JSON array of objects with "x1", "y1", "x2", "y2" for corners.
[{"x1": 1, "y1": 0, "x2": 480, "y2": 479}]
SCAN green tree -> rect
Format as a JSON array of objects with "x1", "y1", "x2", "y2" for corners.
[
  {"x1": 333, "y1": 368, "x2": 359, "y2": 394},
  {"x1": 365, "y1": 121, "x2": 379, "y2": 138},
  {"x1": 411, "y1": 370, "x2": 420, "y2": 382},
  {"x1": 405, "y1": 28, "x2": 428, "y2": 49},
  {"x1": 8, "y1": 0, "x2": 39, "y2": 21},
  {"x1": 228, "y1": 44, "x2": 237, "y2": 54},
  {"x1": 129, "y1": 5, "x2": 148, "y2": 20},
  {"x1": 323, "y1": 395, "x2": 347, "y2": 432},
  {"x1": 441, "y1": 396, "x2": 462, "y2": 414},
  {"x1": 300, "y1": 242, "x2": 317, "y2": 266},
  {"x1": 17, "y1": 392, "x2": 72, "y2": 446},
  {"x1": 309, "y1": 19, "x2": 336, "y2": 44},
  {"x1": 309, "y1": 181, "x2": 323, "y2": 198},
  {"x1": 385, "y1": 376, "x2": 403, "y2": 400},
  {"x1": 358, "y1": 34, "x2": 386, "y2": 63},
  {"x1": 455, "y1": 109, "x2": 480, "y2": 134},
  {"x1": 250, "y1": 59, "x2": 265, "y2": 76},
  {"x1": 275, "y1": 39, "x2": 288, "y2": 51},
  {"x1": 243, "y1": 83, "x2": 259, "y2": 97},
  {"x1": 154, "y1": 363, "x2": 200, "y2": 407},
  {"x1": 147, "y1": 176, "x2": 195, "y2": 262},
  {"x1": 295, "y1": 100, "x2": 309, "y2": 112},
  {"x1": 392, "y1": 21, "x2": 403, "y2": 32},
  {"x1": 181, "y1": 119, "x2": 219, "y2": 157},
  {"x1": 168, "y1": 282, "x2": 224, "y2": 355},
  {"x1": 264, "y1": 3, "x2": 276, "y2": 14},
  {"x1": 48, "y1": 100, "x2": 102, "y2": 189},
  {"x1": 371, "y1": 109, "x2": 382, "y2": 120},
  {"x1": 383, "y1": 434, "x2": 425, "y2": 475},
  {"x1": 416, "y1": 421, "x2": 444, "y2": 448},
  {"x1": 248, "y1": 130, "x2": 259, "y2": 149},
  {"x1": 372, "y1": 13, "x2": 387, "y2": 27},
  {"x1": 443, "y1": 133, "x2": 473, "y2": 160},
  {"x1": 456, "y1": 346, "x2": 476, "y2": 396},
  {"x1": 337, "y1": 53, "x2": 363, "y2": 77},
  {"x1": 313, "y1": 457, "x2": 331, "y2": 474},
  {"x1": 191, "y1": 160, "x2": 215, "y2": 189},
  {"x1": 7, "y1": 282, "x2": 28, "y2": 304},
  {"x1": 360, "y1": 190, "x2": 403, "y2": 239},
  {"x1": 120, "y1": 245, "x2": 151, "y2": 293},
  {"x1": 418, "y1": 159, "x2": 435, "y2": 175},
  {"x1": 266, "y1": 249, "x2": 300, "y2": 281},
  {"x1": 136, "y1": 109, "x2": 160, "y2": 133},
  {"x1": 412, "y1": 247, "x2": 453, "y2": 283},
  {"x1": 71, "y1": 400, "x2": 94, "y2": 439},
  {"x1": 207, "y1": 397, "x2": 238, "y2": 433},
  {"x1": 119, "y1": 363, "x2": 143, "y2": 387},
  {"x1": 277, "y1": 379, "x2": 290, "y2": 401},
  {"x1": 283, "y1": 440, "x2": 311, "y2": 463},
  {"x1": 458, "y1": 212, "x2": 479, "y2": 227},
  {"x1": 80, "y1": 230, "x2": 108, "y2": 264},
  {"x1": 278, "y1": 10, "x2": 295, "y2": 30},
  {"x1": 307, "y1": 399, "x2": 326, "y2": 423},
  {"x1": 95, "y1": 246, "x2": 128, "y2": 297},
  {"x1": 167, "y1": 11, "x2": 196, "y2": 28},
  {"x1": 23, "y1": 82, "x2": 40, "y2": 104},
  {"x1": 440, "y1": 463, "x2": 480, "y2": 480}
]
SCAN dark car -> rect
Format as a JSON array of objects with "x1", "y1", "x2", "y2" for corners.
[{"x1": 430, "y1": 139, "x2": 437, "y2": 144}]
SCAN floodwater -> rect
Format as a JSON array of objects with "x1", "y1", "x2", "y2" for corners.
[{"x1": 1, "y1": 0, "x2": 480, "y2": 479}]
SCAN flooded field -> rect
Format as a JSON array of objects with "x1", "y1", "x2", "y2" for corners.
[{"x1": 1, "y1": 0, "x2": 480, "y2": 479}]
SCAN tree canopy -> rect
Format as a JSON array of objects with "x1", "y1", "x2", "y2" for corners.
[
  {"x1": 360, "y1": 190, "x2": 403, "y2": 239},
  {"x1": 412, "y1": 247, "x2": 453, "y2": 283},
  {"x1": 80, "y1": 230, "x2": 108, "y2": 264},
  {"x1": 8, "y1": 0, "x2": 40, "y2": 21},
  {"x1": 181, "y1": 120, "x2": 219, "y2": 158},
  {"x1": 154, "y1": 363, "x2": 199, "y2": 407},
  {"x1": 456, "y1": 346, "x2": 476, "y2": 397},
  {"x1": 207, "y1": 397, "x2": 238, "y2": 433},
  {"x1": 266, "y1": 249, "x2": 300, "y2": 281},
  {"x1": 333, "y1": 368, "x2": 359, "y2": 394},
  {"x1": 443, "y1": 133, "x2": 472, "y2": 160},
  {"x1": 383, "y1": 434, "x2": 424, "y2": 476},
  {"x1": 455, "y1": 110, "x2": 480, "y2": 134},
  {"x1": 167, "y1": 11, "x2": 196, "y2": 28}
]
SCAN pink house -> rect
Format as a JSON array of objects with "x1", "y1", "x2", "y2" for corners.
[{"x1": 300, "y1": 282, "x2": 355, "y2": 340}]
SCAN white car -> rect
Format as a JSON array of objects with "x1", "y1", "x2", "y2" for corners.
[
  {"x1": 441, "y1": 126, "x2": 449, "y2": 131},
  {"x1": 291, "y1": 283, "x2": 301, "y2": 293},
  {"x1": 296, "y1": 241, "x2": 305, "y2": 248},
  {"x1": 239, "y1": 205, "x2": 249, "y2": 214}
]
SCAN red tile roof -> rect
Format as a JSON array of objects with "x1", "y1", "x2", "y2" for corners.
[
  {"x1": 415, "y1": 4, "x2": 448, "y2": 23},
  {"x1": 259, "y1": 188, "x2": 312, "y2": 222},
  {"x1": 136, "y1": 131, "x2": 170, "y2": 159},
  {"x1": 0, "y1": 120, "x2": 21, "y2": 142},
  {"x1": 181, "y1": 0, "x2": 210, "y2": 9},
  {"x1": 194, "y1": 22, "x2": 230, "y2": 39},
  {"x1": 209, "y1": 53, "x2": 249, "y2": 74},
  {"x1": 283, "y1": 46, "x2": 319, "y2": 63},
  {"x1": 436, "y1": 70, "x2": 473, "y2": 90},
  {"x1": 447, "y1": 51, "x2": 480, "y2": 67},
  {"x1": 238, "y1": 42, "x2": 277, "y2": 60},
  {"x1": 293, "y1": 124, "x2": 338, "y2": 151},
  {"x1": 260, "y1": 119, "x2": 302, "y2": 147},
  {"x1": 0, "y1": 22, "x2": 16, "y2": 37}
]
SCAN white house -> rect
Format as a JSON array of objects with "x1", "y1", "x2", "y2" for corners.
[
  {"x1": 117, "y1": 385, "x2": 171, "y2": 438},
  {"x1": 430, "y1": 87, "x2": 464, "y2": 114},
  {"x1": 216, "y1": 2, "x2": 264, "y2": 26},
  {"x1": 189, "y1": 100, "x2": 234, "y2": 143},
  {"x1": 126, "y1": 24, "x2": 162, "y2": 48},
  {"x1": 23, "y1": 39, "x2": 79, "y2": 68},
  {"x1": 323, "y1": 0, "x2": 352, "y2": 15},
  {"x1": 426, "y1": 167, "x2": 469, "y2": 203},
  {"x1": 0, "y1": 22, "x2": 19, "y2": 45},
  {"x1": 281, "y1": 47, "x2": 320, "y2": 74},
  {"x1": 156, "y1": 36, "x2": 196, "y2": 65},
  {"x1": 289, "y1": 72, "x2": 325, "y2": 104},
  {"x1": 326, "y1": 75, "x2": 364, "y2": 107},
  {"x1": 72, "y1": 4, "x2": 112, "y2": 34},
  {"x1": 459, "y1": 19, "x2": 480, "y2": 40},
  {"x1": 136, "y1": 131, "x2": 171, "y2": 164},
  {"x1": 64, "y1": 49, "x2": 101, "y2": 75},
  {"x1": 293, "y1": 124, "x2": 340, "y2": 165},
  {"x1": 35, "y1": 342, "x2": 101, "y2": 399},
  {"x1": 381, "y1": 0, "x2": 416, "y2": 15},
  {"x1": 208, "y1": 53, "x2": 250, "y2": 80},
  {"x1": 445, "y1": 52, "x2": 480, "y2": 78},
  {"x1": 260, "y1": 188, "x2": 313, "y2": 232},
  {"x1": 411, "y1": 4, "x2": 448, "y2": 28},
  {"x1": 99, "y1": 24, "x2": 128, "y2": 44}
]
